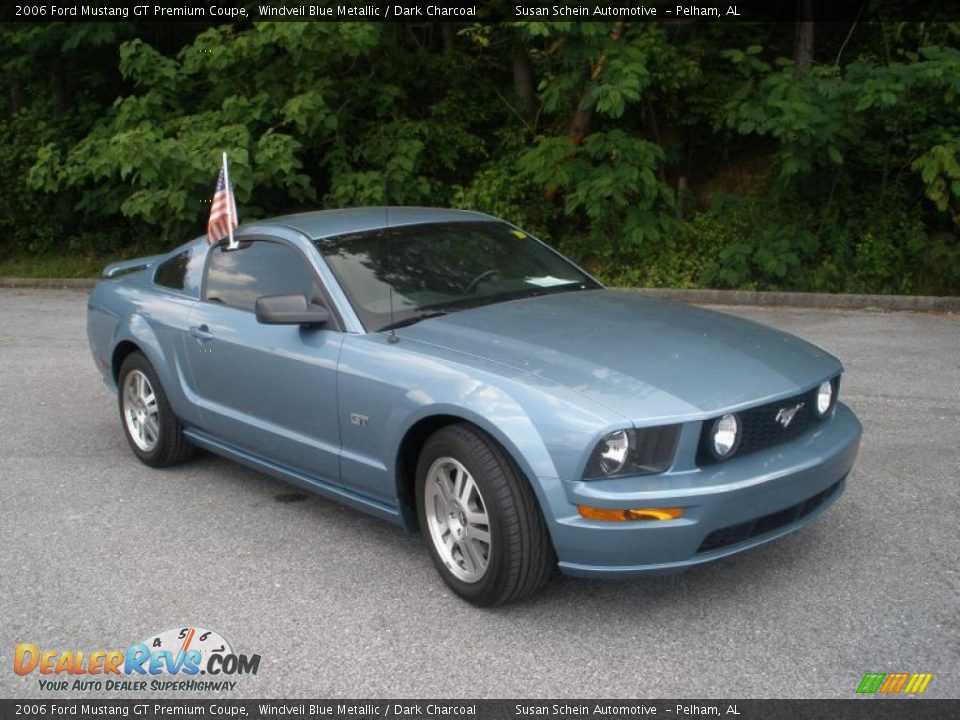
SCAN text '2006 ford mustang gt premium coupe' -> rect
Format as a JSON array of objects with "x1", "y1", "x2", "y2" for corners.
[{"x1": 87, "y1": 208, "x2": 861, "y2": 605}]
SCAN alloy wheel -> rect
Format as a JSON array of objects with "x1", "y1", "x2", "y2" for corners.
[
  {"x1": 424, "y1": 456, "x2": 492, "y2": 583},
  {"x1": 122, "y1": 369, "x2": 160, "y2": 452}
]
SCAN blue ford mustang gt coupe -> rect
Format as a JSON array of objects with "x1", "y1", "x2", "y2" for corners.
[{"x1": 88, "y1": 207, "x2": 862, "y2": 605}]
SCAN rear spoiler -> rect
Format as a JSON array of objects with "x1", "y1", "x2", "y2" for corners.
[{"x1": 102, "y1": 254, "x2": 164, "y2": 279}]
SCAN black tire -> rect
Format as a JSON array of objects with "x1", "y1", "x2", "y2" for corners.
[
  {"x1": 117, "y1": 351, "x2": 195, "y2": 468},
  {"x1": 415, "y1": 423, "x2": 555, "y2": 605}
]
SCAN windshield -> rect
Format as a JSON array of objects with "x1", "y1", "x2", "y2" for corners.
[{"x1": 318, "y1": 221, "x2": 599, "y2": 332}]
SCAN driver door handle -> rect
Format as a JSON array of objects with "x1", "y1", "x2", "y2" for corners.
[{"x1": 189, "y1": 324, "x2": 214, "y2": 341}]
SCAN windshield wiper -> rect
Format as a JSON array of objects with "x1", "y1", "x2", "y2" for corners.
[
  {"x1": 511, "y1": 282, "x2": 592, "y2": 302},
  {"x1": 379, "y1": 310, "x2": 451, "y2": 332}
]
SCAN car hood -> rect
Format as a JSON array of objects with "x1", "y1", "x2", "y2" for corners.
[{"x1": 396, "y1": 290, "x2": 842, "y2": 423}]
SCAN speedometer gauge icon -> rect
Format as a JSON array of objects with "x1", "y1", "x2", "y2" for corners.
[{"x1": 142, "y1": 625, "x2": 234, "y2": 661}]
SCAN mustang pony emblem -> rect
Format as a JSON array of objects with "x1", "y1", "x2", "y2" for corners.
[{"x1": 775, "y1": 402, "x2": 805, "y2": 428}]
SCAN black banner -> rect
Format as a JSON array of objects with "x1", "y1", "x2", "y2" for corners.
[
  {"x1": 4, "y1": 0, "x2": 960, "y2": 23},
  {"x1": 1, "y1": 700, "x2": 959, "y2": 720}
]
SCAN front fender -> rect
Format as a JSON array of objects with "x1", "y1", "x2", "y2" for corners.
[
  {"x1": 336, "y1": 334, "x2": 628, "y2": 532},
  {"x1": 392, "y1": 399, "x2": 557, "y2": 496}
]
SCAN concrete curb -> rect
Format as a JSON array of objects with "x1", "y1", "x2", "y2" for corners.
[
  {"x1": 623, "y1": 287, "x2": 960, "y2": 313},
  {"x1": 1, "y1": 277, "x2": 97, "y2": 290},
  {"x1": 2, "y1": 276, "x2": 958, "y2": 312}
]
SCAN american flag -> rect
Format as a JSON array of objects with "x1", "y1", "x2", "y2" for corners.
[{"x1": 207, "y1": 164, "x2": 237, "y2": 244}]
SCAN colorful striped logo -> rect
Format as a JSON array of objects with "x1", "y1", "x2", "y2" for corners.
[{"x1": 857, "y1": 672, "x2": 933, "y2": 694}]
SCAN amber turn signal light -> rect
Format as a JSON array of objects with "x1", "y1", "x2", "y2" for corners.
[{"x1": 577, "y1": 505, "x2": 683, "y2": 522}]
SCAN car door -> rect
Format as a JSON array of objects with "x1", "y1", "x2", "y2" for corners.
[{"x1": 185, "y1": 237, "x2": 344, "y2": 485}]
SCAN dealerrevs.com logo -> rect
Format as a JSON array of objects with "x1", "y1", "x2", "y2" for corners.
[{"x1": 14, "y1": 626, "x2": 261, "y2": 692}]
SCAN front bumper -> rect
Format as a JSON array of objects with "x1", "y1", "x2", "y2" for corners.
[{"x1": 551, "y1": 402, "x2": 862, "y2": 578}]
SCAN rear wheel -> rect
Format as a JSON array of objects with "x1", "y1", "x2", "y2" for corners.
[
  {"x1": 416, "y1": 424, "x2": 555, "y2": 605},
  {"x1": 118, "y1": 352, "x2": 195, "y2": 467}
]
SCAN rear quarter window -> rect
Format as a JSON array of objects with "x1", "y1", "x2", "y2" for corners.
[
  {"x1": 154, "y1": 248, "x2": 204, "y2": 293},
  {"x1": 154, "y1": 251, "x2": 191, "y2": 290}
]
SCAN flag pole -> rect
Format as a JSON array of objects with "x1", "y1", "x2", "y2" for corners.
[{"x1": 222, "y1": 151, "x2": 237, "y2": 249}]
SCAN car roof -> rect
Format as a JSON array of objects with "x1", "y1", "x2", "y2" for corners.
[{"x1": 256, "y1": 206, "x2": 498, "y2": 241}]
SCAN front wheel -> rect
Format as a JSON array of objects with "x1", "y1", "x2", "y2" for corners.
[
  {"x1": 117, "y1": 352, "x2": 195, "y2": 467},
  {"x1": 416, "y1": 424, "x2": 555, "y2": 605}
]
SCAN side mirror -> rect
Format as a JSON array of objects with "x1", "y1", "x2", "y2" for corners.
[{"x1": 255, "y1": 294, "x2": 330, "y2": 327}]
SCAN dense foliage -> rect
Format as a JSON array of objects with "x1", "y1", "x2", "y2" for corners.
[{"x1": 1, "y1": 18, "x2": 958, "y2": 293}]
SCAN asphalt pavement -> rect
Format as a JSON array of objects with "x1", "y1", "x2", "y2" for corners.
[{"x1": 0, "y1": 289, "x2": 957, "y2": 699}]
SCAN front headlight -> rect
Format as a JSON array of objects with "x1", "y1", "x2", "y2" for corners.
[
  {"x1": 816, "y1": 379, "x2": 835, "y2": 416},
  {"x1": 710, "y1": 413, "x2": 741, "y2": 460},
  {"x1": 584, "y1": 426, "x2": 680, "y2": 479},
  {"x1": 597, "y1": 429, "x2": 630, "y2": 475}
]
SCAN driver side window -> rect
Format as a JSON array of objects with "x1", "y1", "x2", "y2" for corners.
[{"x1": 204, "y1": 240, "x2": 323, "y2": 312}]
